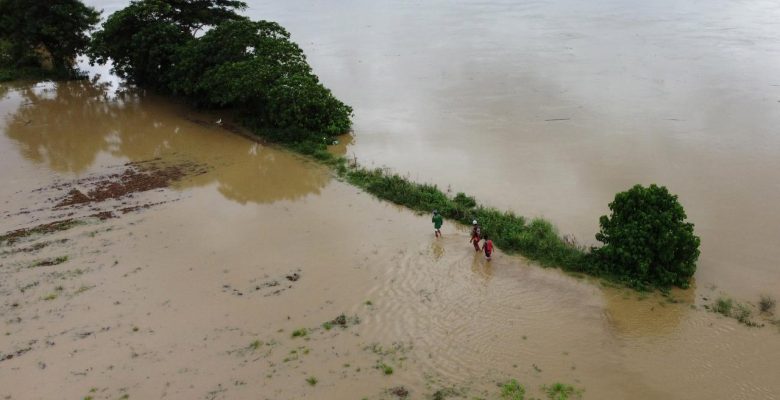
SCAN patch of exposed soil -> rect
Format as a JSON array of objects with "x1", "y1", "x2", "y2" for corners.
[
  {"x1": 55, "y1": 160, "x2": 208, "y2": 208},
  {"x1": 0, "y1": 219, "x2": 80, "y2": 246},
  {"x1": 1, "y1": 159, "x2": 208, "y2": 248}
]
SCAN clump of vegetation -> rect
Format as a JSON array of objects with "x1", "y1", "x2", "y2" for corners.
[
  {"x1": 499, "y1": 379, "x2": 526, "y2": 400},
  {"x1": 733, "y1": 303, "x2": 754, "y2": 325},
  {"x1": 323, "y1": 313, "x2": 360, "y2": 330},
  {"x1": 291, "y1": 328, "x2": 307, "y2": 338},
  {"x1": 0, "y1": 0, "x2": 99, "y2": 81},
  {"x1": 710, "y1": 296, "x2": 762, "y2": 327},
  {"x1": 759, "y1": 295, "x2": 776, "y2": 314},
  {"x1": 305, "y1": 376, "x2": 317, "y2": 386},
  {"x1": 88, "y1": 0, "x2": 352, "y2": 146},
  {"x1": 713, "y1": 296, "x2": 733, "y2": 316},
  {"x1": 591, "y1": 184, "x2": 700, "y2": 289},
  {"x1": 376, "y1": 362, "x2": 394, "y2": 375},
  {"x1": 542, "y1": 383, "x2": 583, "y2": 400}
]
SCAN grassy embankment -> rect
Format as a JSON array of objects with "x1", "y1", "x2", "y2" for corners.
[
  {"x1": 251, "y1": 135, "x2": 609, "y2": 285},
  {"x1": 342, "y1": 165, "x2": 589, "y2": 269}
]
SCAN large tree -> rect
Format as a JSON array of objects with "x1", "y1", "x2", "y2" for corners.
[
  {"x1": 88, "y1": 0, "x2": 246, "y2": 88},
  {"x1": 0, "y1": 0, "x2": 99, "y2": 72},
  {"x1": 90, "y1": 1, "x2": 353, "y2": 141}
]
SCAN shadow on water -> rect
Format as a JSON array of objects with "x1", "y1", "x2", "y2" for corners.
[{"x1": 0, "y1": 80, "x2": 338, "y2": 205}]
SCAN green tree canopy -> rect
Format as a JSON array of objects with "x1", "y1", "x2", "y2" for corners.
[
  {"x1": 592, "y1": 184, "x2": 701, "y2": 288},
  {"x1": 90, "y1": 0, "x2": 352, "y2": 141},
  {"x1": 88, "y1": 0, "x2": 246, "y2": 88},
  {"x1": 0, "y1": 0, "x2": 99, "y2": 72}
]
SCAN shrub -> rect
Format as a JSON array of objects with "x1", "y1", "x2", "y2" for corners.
[
  {"x1": 542, "y1": 383, "x2": 583, "y2": 400},
  {"x1": 377, "y1": 362, "x2": 393, "y2": 375},
  {"x1": 734, "y1": 303, "x2": 753, "y2": 325},
  {"x1": 500, "y1": 379, "x2": 525, "y2": 400},
  {"x1": 713, "y1": 297, "x2": 733, "y2": 316},
  {"x1": 592, "y1": 184, "x2": 700, "y2": 289},
  {"x1": 759, "y1": 295, "x2": 775, "y2": 314},
  {"x1": 291, "y1": 328, "x2": 307, "y2": 338}
]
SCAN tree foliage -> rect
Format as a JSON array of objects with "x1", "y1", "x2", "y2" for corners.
[
  {"x1": 592, "y1": 184, "x2": 700, "y2": 288},
  {"x1": 0, "y1": 0, "x2": 99, "y2": 73},
  {"x1": 89, "y1": 0, "x2": 352, "y2": 141},
  {"x1": 88, "y1": 0, "x2": 244, "y2": 89}
]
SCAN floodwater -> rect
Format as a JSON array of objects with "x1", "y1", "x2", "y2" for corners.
[
  {"x1": 237, "y1": 0, "x2": 780, "y2": 301},
  {"x1": 1, "y1": 81, "x2": 779, "y2": 399},
  {"x1": 1, "y1": 0, "x2": 779, "y2": 398}
]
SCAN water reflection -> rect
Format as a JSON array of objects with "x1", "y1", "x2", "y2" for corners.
[{"x1": 0, "y1": 81, "x2": 334, "y2": 204}]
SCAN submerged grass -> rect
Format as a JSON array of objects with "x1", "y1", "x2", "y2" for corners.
[{"x1": 709, "y1": 296, "x2": 763, "y2": 327}]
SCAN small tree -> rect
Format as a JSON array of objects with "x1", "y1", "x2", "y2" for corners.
[
  {"x1": 0, "y1": 0, "x2": 99, "y2": 73},
  {"x1": 593, "y1": 184, "x2": 700, "y2": 288}
]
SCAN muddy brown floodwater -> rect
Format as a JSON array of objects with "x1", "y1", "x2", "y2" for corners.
[
  {"x1": 1, "y1": 78, "x2": 779, "y2": 399},
  {"x1": 4, "y1": 0, "x2": 780, "y2": 398},
  {"x1": 237, "y1": 0, "x2": 780, "y2": 303}
]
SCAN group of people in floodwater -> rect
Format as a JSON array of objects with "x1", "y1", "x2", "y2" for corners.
[{"x1": 432, "y1": 210, "x2": 494, "y2": 260}]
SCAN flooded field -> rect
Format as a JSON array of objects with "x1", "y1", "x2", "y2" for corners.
[
  {"x1": 2, "y1": 0, "x2": 780, "y2": 398},
  {"x1": 2, "y1": 81, "x2": 779, "y2": 399}
]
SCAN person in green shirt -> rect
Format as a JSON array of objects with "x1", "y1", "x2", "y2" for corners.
[{"x1": 432, "y1": 210, "x2": 444, "y2": 238}]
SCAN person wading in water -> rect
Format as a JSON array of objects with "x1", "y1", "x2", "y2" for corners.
[
  {"x1": 432, "y1": 210, "x2": 444, "y2": 238},
  {"x1": 481, "y1": 234, "x2": 494, "y2": 260},
  {"x1": 469, "y1": 220, "x2": 481, "y2": 251}
]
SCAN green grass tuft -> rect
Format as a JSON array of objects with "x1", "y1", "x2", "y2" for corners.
[
  {"x1": 291, "y1": 328, "x2": 308, "y2": 338},
  {"x1": 500, "y1": 379, "x2": 525, "y2": 400},
  {"x1": 377, "y1": 362, "x2": 393, "y2": 375},
  {"x1": 542, "y1": 382, "x2": 583, "y2": 400}
]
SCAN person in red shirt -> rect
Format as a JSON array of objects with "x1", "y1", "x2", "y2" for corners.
[
  {"x1": 481, "y1": 234, "x2": 494, "y2": 260},
  {"x1": 469, "y1": 220, "x2": 481, "y2": 251}
]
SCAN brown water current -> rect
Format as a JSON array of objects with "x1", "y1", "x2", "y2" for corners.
[
  {"x1": 225, "y1": 0, "x2": 780, "y2": 302},
  {"x1": 2, "y1": 79, "x2": 779, "y2": 399}
]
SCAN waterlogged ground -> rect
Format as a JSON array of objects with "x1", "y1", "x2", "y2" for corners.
[{"x1": 2, "y1": 82, "x2": 780, "y2": 400}]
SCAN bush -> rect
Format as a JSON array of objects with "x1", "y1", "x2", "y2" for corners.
[
  {"x1": 500, "y1": 379, "x2": 525, "y2": 400},
  {"x1": 542, "y1": 383, "x2": 583, "y2": 400},
  {"x1": 759, "y1": 295, "x2": 775, "y2": 314},
  {"x1": 713, "y1": 297, "x2": 733, "y2": 316},
  {"x1": 591, "y1": 184, "x2": 700, "y2": 289}
]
